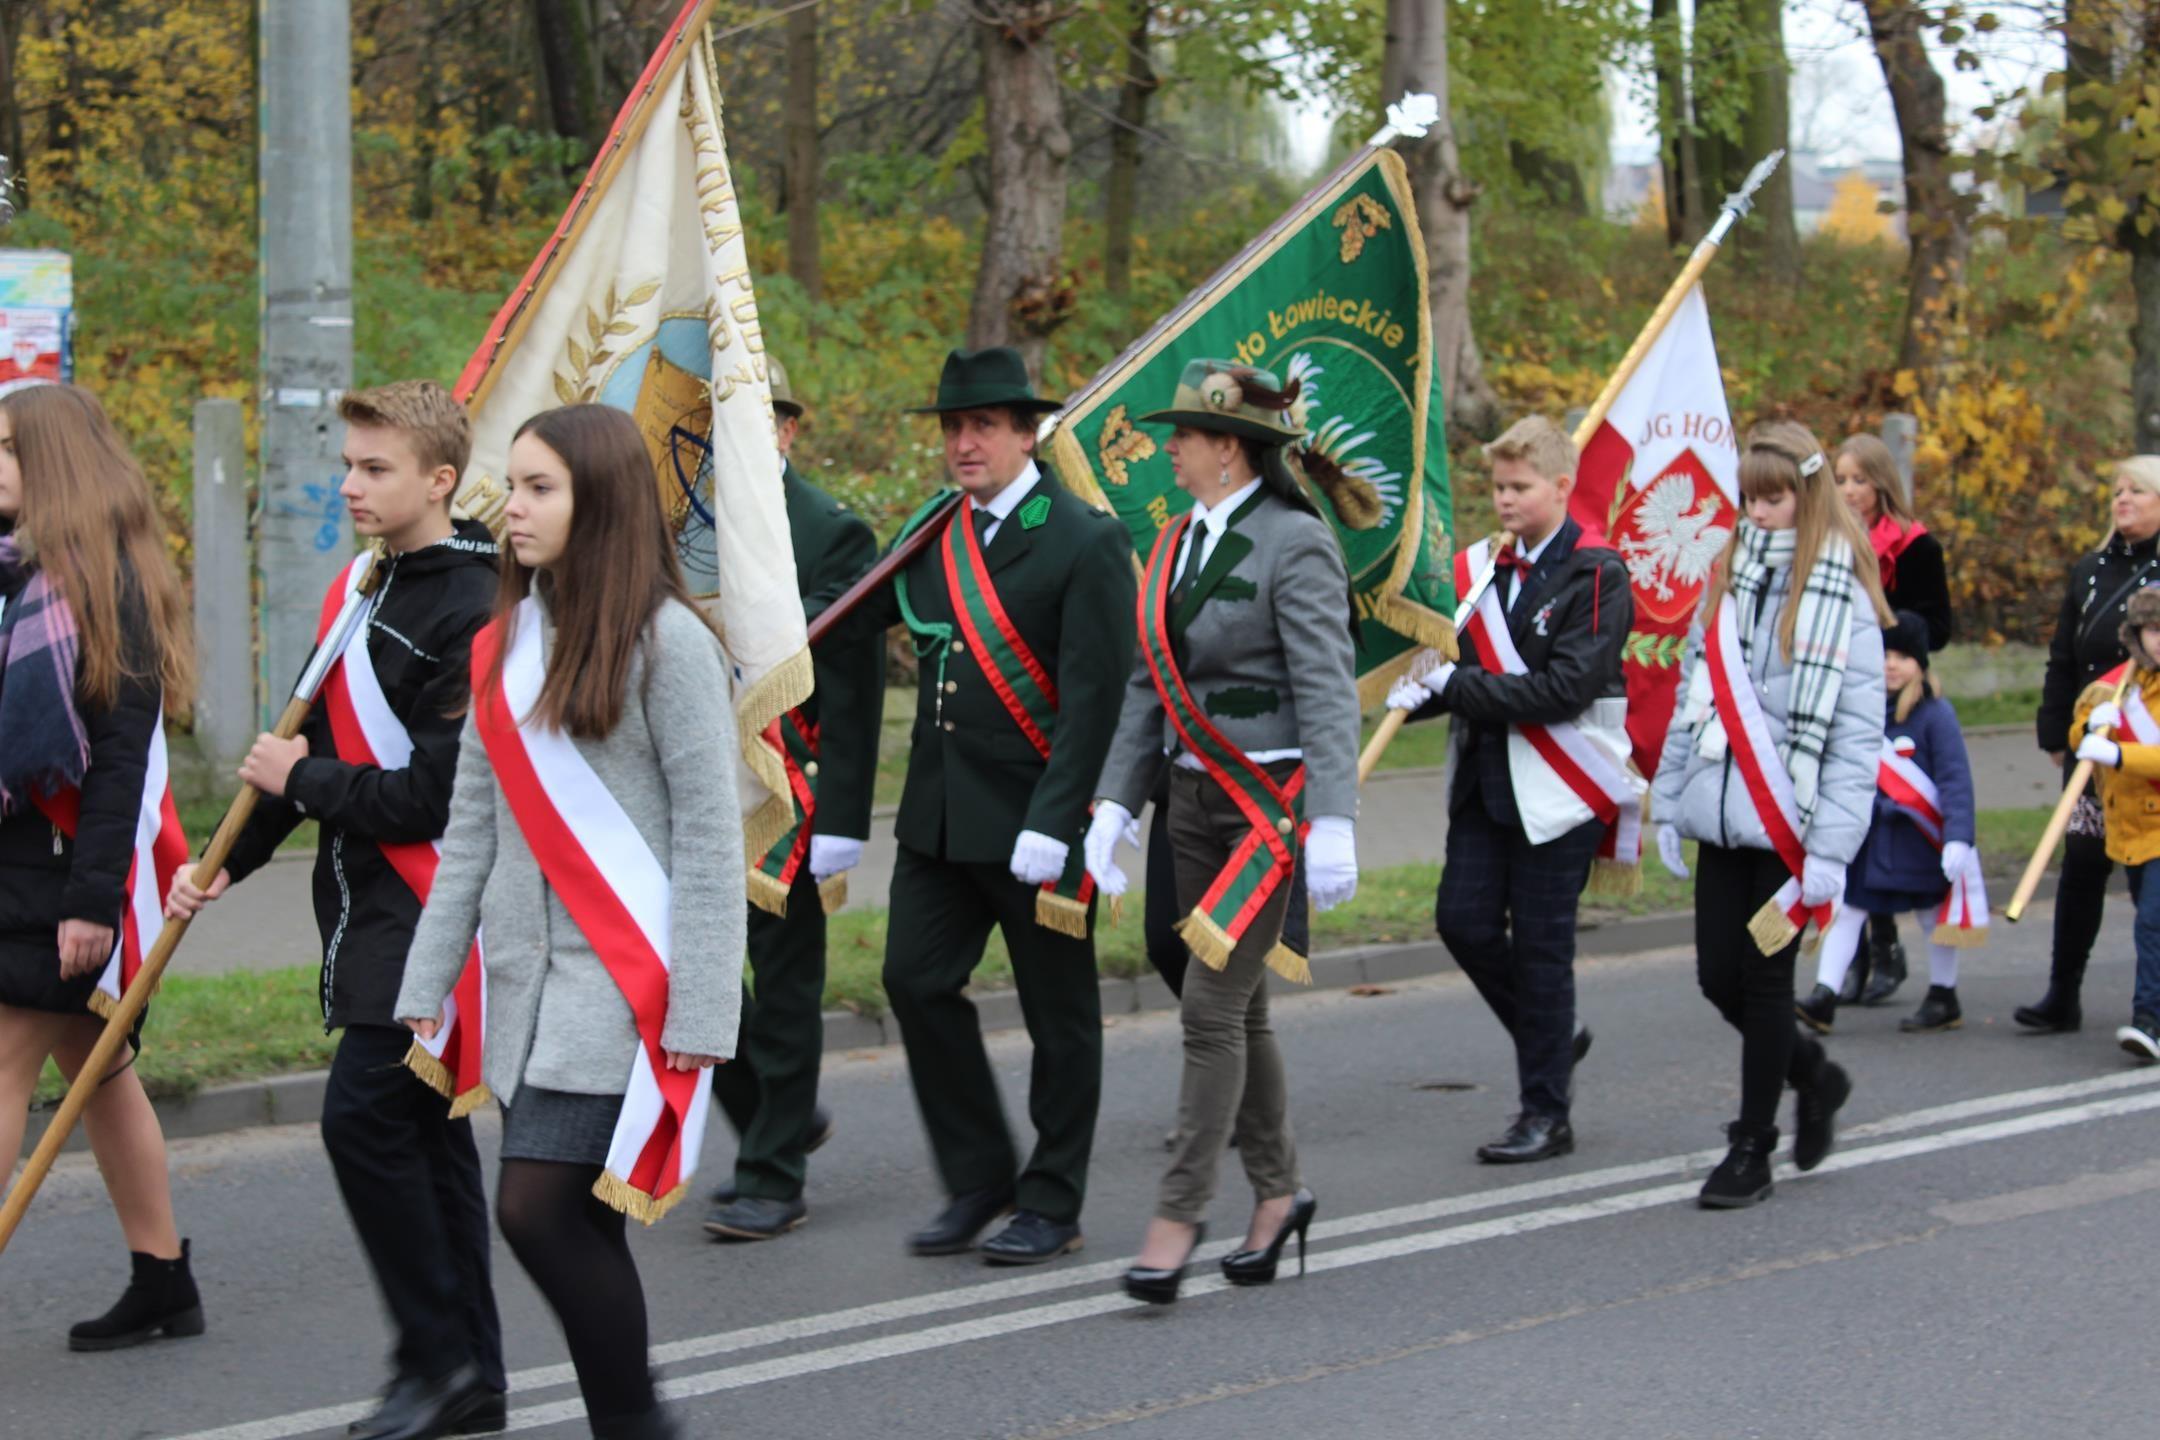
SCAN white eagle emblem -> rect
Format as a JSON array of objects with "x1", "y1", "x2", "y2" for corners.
[{"x1": 1620, "y1": 472, "x2": 1731, "y2": 602}]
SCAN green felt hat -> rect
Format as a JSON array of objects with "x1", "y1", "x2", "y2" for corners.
[
  {"x1": 907, "y1": 346, "x2": 1063, "y2": 416},
  {"x1": 768, "y1": 357, "x2": 803, "y2": 419},
  {"x1": 1138, "y1": 359, "x2": 1304, "y2": 446}
]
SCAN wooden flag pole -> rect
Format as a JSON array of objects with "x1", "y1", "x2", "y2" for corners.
[
  {"x1": 1354, "y1": 152, "x2": 1786, "y2": 784},
  {"x1": 1357, "y1": 532, "x2": 1515, "y2": 782},
  {"x1": 2003, "y1": 669, "x2": 2138, "y2": 922},
  {"x1": 0, "y1": 554, "x2": 384, "y2": 1258}
]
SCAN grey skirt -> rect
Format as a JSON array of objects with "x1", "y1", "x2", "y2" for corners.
[{"x1": 499, "y1": 1085, "x2": 623, "y2": 1165}]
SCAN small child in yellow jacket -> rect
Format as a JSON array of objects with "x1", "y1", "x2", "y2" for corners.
[{"x1": 2069, "y1": 584, "x2": 2160, "y2": 1059}]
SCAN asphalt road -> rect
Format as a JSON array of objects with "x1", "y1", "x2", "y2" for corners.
[
  {"x1": 179, "y1": 726, "x2": 2062, "y2": 978},
  {"x1": 5, "y1": 886, "x2": 2156, "y2": 1439}
]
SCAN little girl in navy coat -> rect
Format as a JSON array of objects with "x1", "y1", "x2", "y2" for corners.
[{"x1": 1798, "y1": 610, "x2": 1981, "y2": 1034}]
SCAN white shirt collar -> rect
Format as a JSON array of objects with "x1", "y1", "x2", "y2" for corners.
[
  {"x1": 1190, "y1": 477, "x2": 1264, "y2": 536},
  {"x1": 1517, "y1": 520, "x2": 1565, "y2": 567},
  {"x1": 971, "y1": 460, "x2": 1042, "y2": 522}
]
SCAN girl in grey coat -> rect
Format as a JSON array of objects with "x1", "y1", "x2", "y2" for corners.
[
  {"x1": 397, "y1": 405, "x2": 744, "y2": 1440},
  {"x1": 1650, "y1": 420, "x2": 1891, "y2": 1211}
]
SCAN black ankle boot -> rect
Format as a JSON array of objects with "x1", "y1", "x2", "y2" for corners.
[
  {"x1": 1795, "y1": 983, "x2": 1838, "y2": 1034},
  {"x1": 1698, "y1": 1124, "x2": 1777, "y2": 1209},
  {"x1": 2014, "y1": 983, "x2": 2083, "y2": 1033},
  {"x1": 68, "y1": 1239, "x2": 204, "y2": 1352},
  {"x1": 1900, "y1": 985, "x2": 1963, "y2": 1033},
  {"x1": 1860, "y1": 928, "x2": 1907, "y2": 1007},
  {"x1": 1837, "y1": 948, "x2": 1870, "y2": 1006}
]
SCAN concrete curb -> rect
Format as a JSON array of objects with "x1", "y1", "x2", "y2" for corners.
[{"x1": 23, "y1": 875, "x2": 2061, "y2": 1157}]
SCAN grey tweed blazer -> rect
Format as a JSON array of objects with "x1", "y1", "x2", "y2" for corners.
[
  {"x1": 394, "y1": 598, "x2": 747, "y2": 1103},
  {"x1": 1096, "y1": 488, "x2": 1362, "y2": 821}
]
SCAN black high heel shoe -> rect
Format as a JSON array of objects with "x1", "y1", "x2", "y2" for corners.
[
  {"x1": 1220, "y1": 1189, "x2": 1317, "y2": 1286},
  {"x1": 1122, "y1": 1222, "x2": 1206, "y2": 1305}
]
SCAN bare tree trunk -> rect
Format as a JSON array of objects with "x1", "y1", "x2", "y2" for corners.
[
  {"x1": 0, "y1": 1, "x2": 28, "y2": 206},
  {"x1": 1739, "y1": 0, "x2": 1799, "y2": 285},
  {"x1": 967, "y1": 2, "x2": 1073, "y2": 380},
  {"x1": 1383, "y1": 0, "x2": 1500, "y2": 438},
  {"x1": 1103, "y1": 1, "x2": 1154, "y2": 300},
  {"x1": 783, "y1": 0, "x2": 820, "y2": 300},
  {"x1": 1865, "y1": 0, "x2": 1966, "y2": 389},
  {"x1": 531, "y1": 0, "x2": 605, "y2": 155},
  {"x1": 1650, "y1": 0, "x2": 1701, "y2": 244}
]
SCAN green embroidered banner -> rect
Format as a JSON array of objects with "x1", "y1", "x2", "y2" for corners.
[{"x1": 1046, "y1": 147, "x2": 1456, "y2": 699}]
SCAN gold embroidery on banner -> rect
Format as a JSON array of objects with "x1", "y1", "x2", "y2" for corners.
[
  {"x1": 1332, "y1": 193, "x2": 1392, "y2": 263},
  {"x1": 553, "y1": 278, "x2": 661, "y2": 406},
  {"x1": 1096, "y1": 405, "x2": 1156, "y2": 487}
]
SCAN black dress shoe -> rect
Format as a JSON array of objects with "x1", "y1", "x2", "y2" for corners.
[
  {"x1": 1793, "y1": 1060, "x2": 1850, "y2": 1172},
  {"x1": 905, "y1": 1184, "x2": 1014, "y2": 1256},
  {"x1": 348, "y1": 1363, "x2": 494, "y2": 1440},
  {"x1": 1476, "y1": 1112, "x2": 1574, "y2": 1164},
  {"x1": 708, "y1": 1105, "x2": 835, "y2": 1208},
  {"x1": 1698, "y1": 1123, "x2": 1777, "y2": 1209},
  {"x1": 1123, "y1": 1222, "x2": 1205, "y2": 1305},
  {"x1": 1221, "y1": 1190, "x2": 1317, "y2": 1285},
  {"x1": 980, "y1": 1209, "x2": 1084, "y2": 1266},
  {"x1": 2016, "y1": 985, "x2": 2083, "y2": 1033},
  {"x1": 452, "y1": 1392, "x2": 507, "y2": 1436},
  {"x1": 704, "y1": 1194, "x2": 809, "y2": 1241},
  {"x1": 1795, "y1": 983, "x2": 1838, "y2": 1034}
]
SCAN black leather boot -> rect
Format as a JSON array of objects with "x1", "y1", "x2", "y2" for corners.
[
  {"x1": 2014, "y1": 982, "x2": 2083, "y2": 1033},
  {"x1": 1795, "y1": 983, "x2": 1838, "y2": 1034},
  {"x1": 1900, "y1": 985, "x2": 1963, "y2": 1033},
  {"x1": 1698, "y1": 1124, "x2": 1777, "y2": 1209},
  {"x1": 1859, "y1": 919, "x2": 1907, "y2": 1007},
  {"x1": 68, "y1": 1239, "x2": 205, "y2": 1352}
]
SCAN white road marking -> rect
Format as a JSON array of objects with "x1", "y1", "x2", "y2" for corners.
[{"x1": 161, "y1": 1068, "x2": 2160, "y2": 1440}]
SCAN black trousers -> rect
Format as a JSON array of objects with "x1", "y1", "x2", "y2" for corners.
[
  {"x1": 1434, "y1": 805, "x2": 1603, "y2": 1119},
  {"x1": 882, "y1": 842, "x2": 1102, "y2": 1224},
  {"x1": 710, "y1": 868, "x2": 829, "y2": 1200},
  {"x1": 2050, "y1": 830, "x2": 2124, "y2": 998},
  {"x1": 1144, "y1": 777, "x2": 1312, "y2": 1000},
  {"x1": 319, "y1": 1023, "x2": 505, "y2": 1390},
  {"x1": 1692, "y1": 845, "x2": 1828, "y2": 1134}
]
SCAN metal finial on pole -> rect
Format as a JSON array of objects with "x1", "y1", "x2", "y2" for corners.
[
  {"x1": 1705, "y1": 148, "x2": 1785, "y2": 249},
  {"x1": 1367, "y1": 92, "x2": 1440, "y2": 150}
]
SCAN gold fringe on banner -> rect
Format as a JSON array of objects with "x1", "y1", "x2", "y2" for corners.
[
  {"x1": 1265, "y1": 943, "x2": 1313, "y2": 986},
  {"x1": 85, "y1": 976, "x2": 160, "y2": 1022},
  {"x1": 1585, "y1": 858, "x2": 1643, "y2": 898},
  {"x1": 1036, "y1": 890, "x2": 1092, "y2": 940},
  {"x1": 592, "y1": 1168, "x2": 691, "y2": 1227},
  {"x1": 1930, "y1": 921, "x2": 1989, "y2": 949},
  {"x1": 1747, "y1": 899, "x2": 1798, "y2": 956},
  {"x1": 447, "y1": 1084, "x2": 493, "y2": 1122},
  {"x1": 819, "y1": 874, "x2": 848, "y2": 915},
  {"x1": 1175, "y1": 910, "x2": 1236, "y2": 972},
  {"x1": 401, "y1": 1039, "x2": 493, "y2": 1119},
  {"x1": 733, "y1": 646, "x2": 816, "y2": 868},
  {"x1": 746, "y1": 868, "x2": 791, "y2": 918}
]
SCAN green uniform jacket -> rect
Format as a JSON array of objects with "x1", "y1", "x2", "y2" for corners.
[
  {"x1": 812, "y1": 470, "x2": 1137, "y2": 866},
  {"x1": 784, "y1": 460, "x2": 884, "y2": 842}
]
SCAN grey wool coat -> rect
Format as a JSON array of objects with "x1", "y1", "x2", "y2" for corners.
[
  {"x1": 1096, "y1": 487, "x2": 1363, "y2": 821},
  {"x1": 1649, "y1": 566, "x2": 1886, "y2": 866},
  {"x1": 394, "y1": 598, "x2": 747, "y2": 1103}
]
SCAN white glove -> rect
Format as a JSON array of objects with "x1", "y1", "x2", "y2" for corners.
[
  {"x1": 1305, "y1": 815, "x2": 1358, "y2": 912},
  {"x1": 1082, "y1": 801, "x2": 1137, "y2": 897},
  {"x1": 2077, "y1": 734, "x2": 2123, "y2": 769},
  {"x1": 1800, "y1": 854, "x2": 1846, "y2": 908},
  {"x1": 1386, "y1": 672, "x2": 1428, "y2": 711},
  {"x1": 1009, "y1": 829, "x2": 1070, "y2": 887},
  {"x1": 1656, "y1": 824, "x2": 1688, "y2": 880},
  {"x1": 2086, "y1": 701, "x2": 2123, "y2": 735},
  {"x1": 1386, "y1": 651, "x2": 1457, "y2": 711},
  {"x1": 1940, "y1": 840, "x2": 1976, "y2": 884},
  {"x1": 808, "y1": 834, "x2": 864, "y2": 883}
]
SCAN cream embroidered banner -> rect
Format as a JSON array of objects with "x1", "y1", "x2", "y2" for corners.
[{"x1": 452, "y1": 2, "x2": 809, "y2": 861}]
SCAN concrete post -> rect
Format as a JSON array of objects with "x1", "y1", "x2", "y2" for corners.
[
  {"x1": 191, "y1": 400, "x2": 252, "y2": 768},
  {"x1": 1881, "y1": 412, "x2": 1918, "y2": 509},
  {"x1": 257, "y1": 0, "x2": 354, "y2": 723}
]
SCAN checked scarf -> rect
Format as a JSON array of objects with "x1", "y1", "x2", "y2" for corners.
[
  {"x1": 1680, "y1": 522, "x2": 1858, "y2": 827},
  {"x1": 0, "y1": 535, "x2": 90, "y2": 811}
]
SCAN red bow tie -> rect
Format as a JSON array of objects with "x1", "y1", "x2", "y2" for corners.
[{"x1": 1493, "y1": 547, "x2": 1529, "y2": 574}]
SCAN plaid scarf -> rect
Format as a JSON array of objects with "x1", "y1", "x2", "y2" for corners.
[
  {"x1": 1682, "y1": 522, "x2": 1858, "y2": 825},
  {"x1": 0, "y1": 535, "x2": 90, "y2": 812}
]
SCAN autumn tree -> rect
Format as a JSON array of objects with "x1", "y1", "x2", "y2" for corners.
[
  {"x1": 967, "y1": 1, "x2": 1072, "y2": 378},
  {"x1": 1101, "y1": 0, "x2": 1155, "y2": 299},
  {"x1": 781, "y1": 0, "x2": 819, "y2": 300},
  {"x1": 1865, "y1": 0, "x2": 1968, "y2": 390}
]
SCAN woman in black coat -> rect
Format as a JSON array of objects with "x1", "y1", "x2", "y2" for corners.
[
  {"x1": 0, "y1": 384, "x2": 203, "y2": 1350},
  {"x1": 2023, "y1": 456, "x2": 2160, "y2": 1032}
]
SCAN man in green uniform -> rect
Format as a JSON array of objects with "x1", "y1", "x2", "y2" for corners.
[
  {"x1": 812, "y1": 347, "x2": 1137, "y2": 1265},
  {"x1": 705, "y1": 359, "x2": 884, "y2": 1241}
]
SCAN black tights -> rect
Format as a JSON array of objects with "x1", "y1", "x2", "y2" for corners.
[
  {"x1": 1694, "y1": 844, "x2": 1828, "y2": 1134},
  {"x1": 495, "y1": 1160, "x2": 655, "y2": 1424}
]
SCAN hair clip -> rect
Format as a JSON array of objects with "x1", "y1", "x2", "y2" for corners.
[{"x1": 1798, "y1": 452, "x2": 1825, "y2": 478}]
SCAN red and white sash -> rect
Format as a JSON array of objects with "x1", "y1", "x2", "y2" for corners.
[
  {"x1": 1453, "y1": 539, "x2": 1644, "y2": 869},
  {"x1": 32, "y1": 725, "x2": 188, "y2": 1019},
  {"x1": 1876, "y1": 735, "x2": 1989, "y2": 946},
  {"x1": 315, "y1": 558, "x2": 489, "y2": 1116},
  {"x1": 1703, "y1": 595, "x2": 1833, "y2": 953},
  {"x1": 470, "y1": 598, "x2": 711, "y2": 1224},
  {"x1": 2119, "y1": 669, "x2": 2160, "y2": 756}
]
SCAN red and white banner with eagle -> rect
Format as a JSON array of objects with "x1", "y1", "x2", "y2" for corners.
[{"x1": 1570, "y1": 285, "x2": 1738, "y2": 780}]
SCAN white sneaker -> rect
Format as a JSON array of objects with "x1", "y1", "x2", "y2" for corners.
[{"x1": 2115, "y1": 1021, "x2": 2160, "y2": 1062}]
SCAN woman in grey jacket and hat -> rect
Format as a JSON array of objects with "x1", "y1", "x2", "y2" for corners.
[
  {"x1": 1651, "y1": 420, "x2": 1891, "y2": 1210},
  {"x1": 397, "y1": 404, "x2": 744, "y2": 1440}
]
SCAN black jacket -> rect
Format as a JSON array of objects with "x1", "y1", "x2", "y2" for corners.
[
  {"x1": 783, "y1": 462, "x2": 884, "y2": 841},
  {"x1": 223, "y1": 521, "x2": 499, "y2": 1029},
  {"x1": 1405, "y1": 518, "x2": 1633, "y2": 827},
  {"x1": 2037, "y1": 532, "x2": 2160, "y2": 754},
  {"x1": 1882, "y1": 529, "x2": 1953, "y2": 652},
  {"x1": 0, "y1": 578, "x2": 162, "y2": 966}
]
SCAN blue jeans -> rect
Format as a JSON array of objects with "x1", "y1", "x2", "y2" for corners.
[{"x1": 2127, "y1": 862, "x2": 2160, "y2": 1020}]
